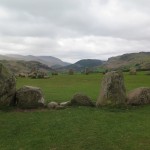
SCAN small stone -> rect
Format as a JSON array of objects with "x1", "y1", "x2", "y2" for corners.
[
  {"x1": 47, "y1": 102, "x2": 59, "y2": 109},
  {"x1": 60, "y1": 101, "x2": 71, "y2": 107}
]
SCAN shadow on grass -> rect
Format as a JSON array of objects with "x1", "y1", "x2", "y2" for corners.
[
  {"x1": 0, "y1": 104, "x2": 148, "y2": 113},
  {"x1": 0, "y1": 106, "x2": 15, "y2": 112},
  {"x1": 99, "y1": 104, "x2": 149, "y2": 113}
]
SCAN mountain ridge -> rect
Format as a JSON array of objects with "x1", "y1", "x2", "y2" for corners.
[
  {"x1": 0, "y1": 54, "x2": 70, "y2": 67},
  {"x1": 0, "y1": 52, "x2": 149, "y2": 73},
  {"x1": 104, "y1": 52, "x2": 150, "y2": 70},
  {"x1": 0, "y1": 60, "x2": 53, "y2": 74},
  {"x1": 58, "y1": 59, "x2": 105, "y2": 72}
]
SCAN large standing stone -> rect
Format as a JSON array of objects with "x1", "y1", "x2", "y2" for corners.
[
  {"x1": 96, "y1": 71, "x2": 126, "y2": 106},
  {"x1": 0, "y1": 63, "x2": 16, "y2": 106},
  {"x1": 16, "y1": 86, "x2": 45, "y2": 108},
  {"x1": 127, "y1": 87, "x2": 150, "y2": 105}
]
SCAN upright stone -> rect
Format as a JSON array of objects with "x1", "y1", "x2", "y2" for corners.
[
  {"x1": 68, "y1": 69, "x2": 74, "y2": 75},
  {"x1": 129, "y1": 68, "x2": 137, "y2": 75},
  {"x1": 0, "y1": 63, "x2": 16, "y2": 106},
  {"x1": 96, "y1": 71, "x2": 126, "y2": 106}
]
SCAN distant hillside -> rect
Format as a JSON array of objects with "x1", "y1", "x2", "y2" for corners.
[
  {"x1": 1, "y1": 52, "x2": 149, "y2": 73},
  {"x1": 104, "y1": 52, "x2": 150, "y2": 70},
  {"x1": 59, "y1": 59, "x2": 104, "y2": 72},
  {"x1": 0, "y1": 54, "x2": 70, "y2": 67},
  {"x1": 0, "y1": 60, "x2": 53, "y2": 74}
]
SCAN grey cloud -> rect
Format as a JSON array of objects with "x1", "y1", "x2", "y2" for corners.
[
  {"x1": 0, "y1": 0, "x2": 150, "y2": 62},
  {"x1": 0, "y1": 0, "x2": 150, "y2": 39}
]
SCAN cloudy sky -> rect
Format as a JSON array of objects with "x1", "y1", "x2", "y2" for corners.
[{"x1": 0, "y1": 0, "x2": 150, "y2": 62}]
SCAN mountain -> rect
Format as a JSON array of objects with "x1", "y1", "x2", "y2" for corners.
[
  {"x1": 0, "y1": 60, "x2": 53, "y2": 74},
  {"x1": 104, "y1": 52, "x2": 150, "y2": 70},
  {"x1": 0, "y1": 52, "x2": 149, "y2": 73},
  {"x1": 0, "y1": 55, "x2": 14, "y2": 60},
  {"x1": 38, "y1": 56, "x2": 70, "y2": 67},
  {"x1": 0, "y1": 54, "x2": 70, "y2": 67},
  {"x1": 59, "y1": 59, "x2": 104, "y2": 72}
]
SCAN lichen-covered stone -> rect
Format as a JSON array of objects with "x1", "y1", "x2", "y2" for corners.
[
  {"x1": 96, "y1": 71, "x2": 126, "y2": 106},
  {"x1": 127, "y1": 87, "x2": 150, "y2": 105},
  {"x1": 0, "y1": 63, "x2": 16, "y2": 106},
  {"x1": 70, "y1": 93, "x2": 95, "y2": 106},
  {"x1": 16, "y1": 86, "x2": 45, "y2": 108}
]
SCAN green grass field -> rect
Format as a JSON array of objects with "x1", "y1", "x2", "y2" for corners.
[{"x1": 0, "y1": 72, "x2": 150, "y2": 150}]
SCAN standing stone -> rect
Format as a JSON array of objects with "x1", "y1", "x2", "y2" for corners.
[
  {"x1": 129, "y1": 68, "x2": 137, "y2": 75},
  {"x1": 0, "y1": 63, "x2": 16, "y2": 106},
  {"x1": 16, "y1": 86, "x2": 45, "y2": 108},
  {"x1": 85, "y1": 67, "x2": 90, "y2": 75},
  {"x1": 96, "y1": 71, "x2": 126, "y2": 106},
  {"x1": 68, "y1": 69, "x2": 74, "y2": 75}
]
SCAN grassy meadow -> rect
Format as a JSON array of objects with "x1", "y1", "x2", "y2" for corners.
[{"x1": 0, "y1": 72, "x2": 150, "y2": 150}]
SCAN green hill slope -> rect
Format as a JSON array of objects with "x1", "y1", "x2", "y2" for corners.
[
  {"x1": 104, "y1": 52, "x2": 150, "y2": 70},
  {"x1": 0, "y1": 60, "x2": 53, "y2": 74},
  {"x1": 59, "y1": 59, "x2": 104, "y2": 72}
]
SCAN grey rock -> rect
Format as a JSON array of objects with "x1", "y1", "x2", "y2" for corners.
[
  {"x1": 70, "y1": 93, "x2": 95, "y2": 106},
  {"x1": 16, "y1": 86, "x2": 45, "y2": 108},
  {"x1": 47, "y1": 102, "x2": 66, "y2": 109},
  {"x1": 127, "y1": 87, "x2": 150, "y2": 105},
  {"x1": 0, "y1": 63, "x2": 16, "y2": 106},
  {"x1": 60, "y1": 101, "x2": 71, "y2": 107},
  {"x1": 96, "y1": 71, "x2": 126, "y2": 106},
  {"x1": 47, "y1": 102, "x2": 58, "y2": 109}
]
